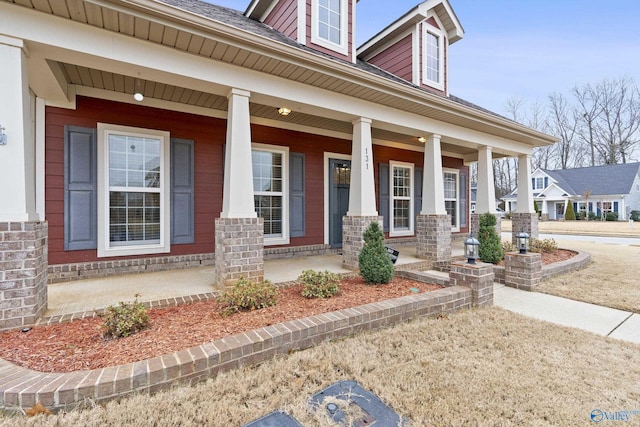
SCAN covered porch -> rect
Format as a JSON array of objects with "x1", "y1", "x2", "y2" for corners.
[{"x1": 43, "y1": 243, "x2": 465, "y2": 321}]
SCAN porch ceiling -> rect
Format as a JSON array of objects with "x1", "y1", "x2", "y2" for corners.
[{"x1": 6, "y1": 0, "x2": 555, "y2": 153}]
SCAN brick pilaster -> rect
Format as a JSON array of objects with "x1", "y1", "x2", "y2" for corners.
[
  {"x1": 0, "y1": 221, "x2": 48, "y2": 331},
  {"x1": 449, "y1": 261, "x2": 494, "y2": 307},
  {"x1": 416, "y1": 214, "x2": 451, "y2": 268},
  {"x1": 214, "y1": 217, "x2": 264, "y2": 286},
  {"x1": 341, "y1": 216, "x2": 381, "y2": 270},
  {"x1": 504, "y1": 252, "x2": 542, "y2": 291},
  {"x1": 511, "y1": 212, "x2": 539, "y2": 246}
]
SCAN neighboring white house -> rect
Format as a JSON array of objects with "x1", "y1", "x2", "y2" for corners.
[{"x1": 503, "y1": 163, "x2": 640, "y2": 220}]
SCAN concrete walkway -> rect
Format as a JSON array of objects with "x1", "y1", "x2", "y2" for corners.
[{"x1": 494, "y1": 283, "x2": 639, "y2": 344}]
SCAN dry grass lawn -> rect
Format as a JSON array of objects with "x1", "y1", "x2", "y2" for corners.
[
  {"x1": 502, "y1": 219, "x2": 640, "y2": 236},
  {"x1": 536, "y1": 240, "x2": 640, "y2": 313},
  {"x1": 2, "y1": 307, "x2": 639, "y2": 426}
]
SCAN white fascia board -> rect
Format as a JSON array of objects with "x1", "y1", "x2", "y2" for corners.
[{"x1": 1, "y1": 3, "x2": 542, "y2": 154}]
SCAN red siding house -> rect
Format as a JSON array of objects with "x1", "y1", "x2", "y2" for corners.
[{"x1": 0, "y1": 0, "x2": 556, "y2": 330}]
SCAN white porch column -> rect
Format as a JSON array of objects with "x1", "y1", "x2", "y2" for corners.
[
  {"x1": 216, "y1": 88, "x2": 263, "y2": 285},
  {"x1": 421, "y1": 134, "x2": 446, "y2": 215},
  {"x1": 220, "y1": 88, "x2": 257, "y2": 218},
  {"x1": 0, "y1": 36, "x2": 36, "y2": 221},
  {"x1": 516, "y1": 154, "x2": 535, "y2": 213},
  {"x1": 416, "y1": 134, "x2": 450, "y2": 266},
  {"x1": 342, "y1": 118, "x2": 380, "y2": 269},
  {"x1": 475, "y1": 146, "x2": 496, "y2": 214},
  {"x1": 347, "y1": 118, "x2": 377, "y2": 216},
  {"x1": 512, "y1": 154, "x2": 539, "y2": 242}
]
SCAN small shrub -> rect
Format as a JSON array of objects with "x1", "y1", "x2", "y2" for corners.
[
  {"x1": 588, "y1": 211, "x2": 598, "y2": 220},
  {"x1": 564, "y1": 201, "x2": 576, "y2": 220},
  {"x1": 534, "y1": 200, "x2": 540, "y2": 217},
  {"x1": 530, "y1": 238, "x2": 558, "y2": 254},
  {"x1": 605, "y1": 212, "x2": 618, "y2": 221},
  {"x1": 478, "y1": 213, "x2": 503, "y2": 264},
  {"x1": 101, "y1": 295, "x2": 149, "y2": 339},
  {"x1": 576, "y1": 211, "x2": 586, "y2": 220},
  {"x1": 631, "y1": 210, "x2": 640, "y2": 221},
  {"x1": 501, "y1": 240, "x2": 515, "y2": 253},
  {"x1": 219, "y1": 277, "x2": 278, "y2": 315},
  {"x1": 298, "y1": 269, "x2": 340, "y2": 298},
  {"x1": 358, "y1": 221, "x2": 394, "y2": 284}
]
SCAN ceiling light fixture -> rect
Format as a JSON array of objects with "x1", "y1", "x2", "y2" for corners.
[
  {"x1": 418, "y1": 136, "x2": 427, "y2": 143},
  {"x1": 133, "y1": 78, "x2": 144, "y2": 102},
  {"x1": 278, "y1": 107, "x2": 291, "y2": 116}
]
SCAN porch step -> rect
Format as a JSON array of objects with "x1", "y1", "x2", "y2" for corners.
[{"x1": 398, "y1": 269, "x2": 451, "y2": 287}]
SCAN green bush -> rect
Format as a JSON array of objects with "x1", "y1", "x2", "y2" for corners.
[
  {"x1": 576, "y1": 211, "x2": 586, "y2": 220},
  {"x1": 358, "y1": 221, "x2": 394, "y2": 284},
  {"x1": 530, "y1": 238, "x2": 558, "y2": 253},
  {"x1": 101, "y1": 295, "x2": 149, "y2": 339},
  {"x1": 565, "y1": 201, "x2": 576, "y2": 220},
  {"x1": 588, "y1": 211, "x2": 598, "y2": 220},
  {"x1": 298, "y1": 270, "x2": 340, "y2": 298},
  {"x1": 478, "y1": 213, "x2": 503, "y2": 264},
  {"x1": 534, "y1": 200, "x2": 540, "y2": 216},
  {"x1": 631, "y1": 210, "x2": 640, "y2": 221},
  {"x1": 605, "y1": 212, "x2": 618, "y2": 221},
  {"x1": 219, "y1": 277, "x2": 278, "y2": 315}
]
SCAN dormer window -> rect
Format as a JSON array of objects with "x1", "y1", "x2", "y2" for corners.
[
  {"x1": 312, "y1": 0, "x2": 348, "y2": 55},
  {"x1": 423, "y1": 26, "x2": 444, "y2": 90}
]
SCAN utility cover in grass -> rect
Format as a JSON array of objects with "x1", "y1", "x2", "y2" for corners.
[
  {"x1": 242, "y1": 410, "x2": 304, "y2": 427},
  {"x1": 310, "y1": 380, "x2": 409, "y2": 426}
]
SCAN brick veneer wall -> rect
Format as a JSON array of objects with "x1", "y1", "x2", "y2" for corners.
[
  {"x1": 504, "y1": 252, "x2": 542, "y2": 291},
  {"x1": 0, "y1": 285, "x2": 472, "y2": 412},
  {"x1": 215, "y1": 217, "x2": 264, "y2": 286},
  {"x1": 511, "y1": 212, "x2": 539, "y2": 245},
  {"x1": 416, "y1": 214, "x2": 451, "y2": 268},
  {"x1": 0, "y1": 221, "x2": 48, "y2": 331},
  {"x1": 449, "y1": 261, "x2": 494, "y2": 307}
]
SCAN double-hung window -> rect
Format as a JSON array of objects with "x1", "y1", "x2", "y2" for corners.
[
  {"x1": 252, "y1": 144, "x2": 289, "y2": 245},
  {"x1": 444, "y1": 169, "x2": 459, "y2": 232},
  {"x1": 390, "y1": 161, "x2": 414, "y2": 236},
  {"x1": 423, "y1": 26, "x2": 444, "y2": 90},
  {"x1": 97, "y1": 124, "x2": 170, "y2": 257},
  {"x1": 312, "y1": 0, "x2": 348, "y2": 55}
]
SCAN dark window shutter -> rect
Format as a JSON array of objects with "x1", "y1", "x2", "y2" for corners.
[
  {"x1": 414, "y1": 167, "x2": 423, "y2": 219},
  {"x1": 171, "y1": 138, "x2": 195, "y2": 244},
  {"x1": 531, "y1": 177, "x2": 535, "y2": 189},
  {"x1": 460, "y1": 169, "x2": 467, "y2": 228},
  {"x1": 379, "y1": 163, "x2": 390, "y2": 232},
  {"x1": 613, "y1": 201, "x2": 619, "y2": 213},
  {"x1": 289, "y1": 152, "x2": 305, "y2": 238},
  {"x1": 64, "y1": 126, "x2": 97, "y2": 250},
  {"x1": 544, "y1": 177, "x2": 548, "y2": 188}
]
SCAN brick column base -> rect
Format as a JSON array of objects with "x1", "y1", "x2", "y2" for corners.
[
  {"x1": 449, "y1": 260, "x2": 494, "y2": 307},
  {"x1": 342, "y1": 216, "x2": 382, "y2": 270},
  {"x1": 416, "y1": 214, "x2": 451, "y2": 268},
  {"x1": 511, "y1": 213, "x2": 539, "y2": 246},
  {"x1": 215, "y1": 217, "x2": 264, "y2": 287},
  {"x1": 504, "y1": 252, "x2": 542, "y2": 291},
  {"x1": 0, "y1": 221, "x2": 48, "y2": 331}
]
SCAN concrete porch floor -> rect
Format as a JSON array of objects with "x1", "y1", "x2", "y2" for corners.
[{"x1": 45, "y1": 244, "x2": 465, "y2": 319}]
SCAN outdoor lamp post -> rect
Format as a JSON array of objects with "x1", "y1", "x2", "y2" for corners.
[
  {"x1": 516, "y1": 227, "x2": 530, "y2": 254},
  {"x1": 464, "y1": 232, "x2": 480, "y2": 264}
]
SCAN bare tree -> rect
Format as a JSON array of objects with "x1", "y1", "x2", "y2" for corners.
[
  {"x1": 547, "y1": 92, "x2": 579, "y2": 169},
  {"x1": 573, "y1": 83, "x2": 600, "y2": 166}
]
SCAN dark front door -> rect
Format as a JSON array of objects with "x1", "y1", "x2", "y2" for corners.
[{"x1": 329, "y1": 159, "x2": 351, "y2": 248}]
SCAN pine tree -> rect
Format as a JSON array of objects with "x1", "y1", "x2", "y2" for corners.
[
  {"x1": 478, "y1": 213, "x2": 503, "y2": 264},
  {"x1": 358, "y1": 222, "x2": 394, "y2": 284},
  {"x1": 564, "y1": 200, "x2": 576, "y2": 220}
]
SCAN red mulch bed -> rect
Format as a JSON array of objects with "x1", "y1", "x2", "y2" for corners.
[{"x1": 0, "y1": 277, "x2": 442, "y2": 373}]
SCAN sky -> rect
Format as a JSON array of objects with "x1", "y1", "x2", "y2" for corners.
[{"x1": 206, "y1": 0, "x2": 640, "y2": 115}]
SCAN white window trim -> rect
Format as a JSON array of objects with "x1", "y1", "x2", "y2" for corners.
[
  {"x1": 444, "y1": 168, "x2": 460, "y2": 232},
  {"x1": 422, "y1": 24, "x2": 445, "y2": 91},
  {"x1": 252, "y1": 143, "x2": 290, "y2": 246},
  {"x1": 535, "y1": 177, "x2": 544, "y2": 190},
  {"x1": 389, "y1": 161, "x2": 414, "y2": 237},
  {"x1": 311, "y1": 0, "x2": 349, "y2": 56},
  {"x1": 97, "y1": 123, "x2": 171, "y2": 258}
]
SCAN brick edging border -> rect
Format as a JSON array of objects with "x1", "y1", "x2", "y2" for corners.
[
  {"x1": 492, "y1": 249, "x2": 590, "y2": 285},
  {"x1": 0, "y1": 286, "x2": 472, "y2": 412}
]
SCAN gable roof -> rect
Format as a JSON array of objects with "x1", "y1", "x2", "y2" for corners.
[{"x1": 543, "y1": 163, "x2": 640, "y2": 196}]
